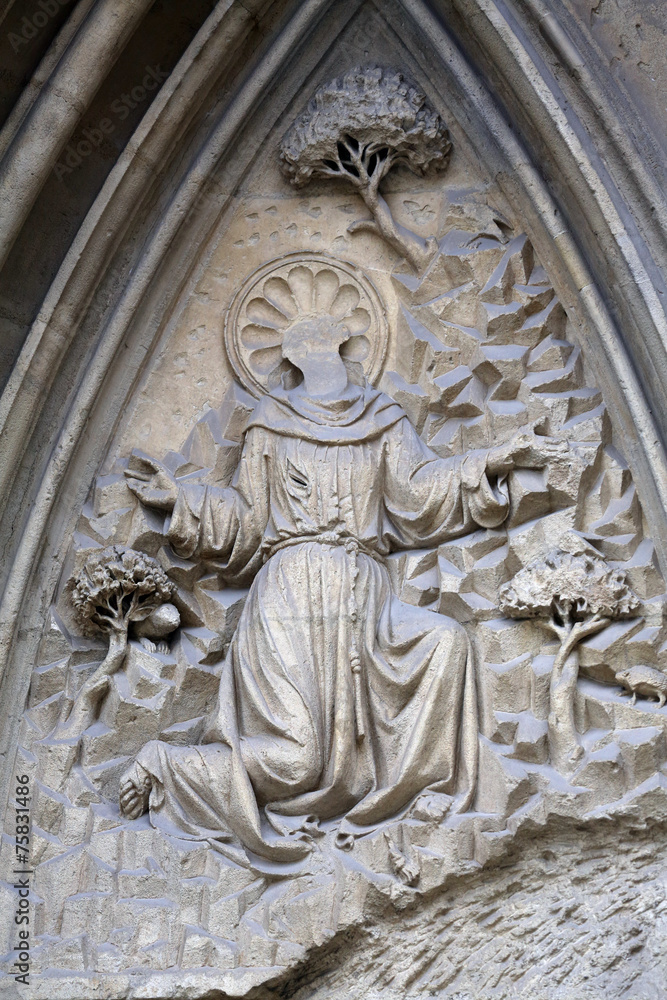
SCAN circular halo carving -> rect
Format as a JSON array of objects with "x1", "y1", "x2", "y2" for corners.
[{"x1": 224, "y1": 252, "x2": 388, "y2": 397}]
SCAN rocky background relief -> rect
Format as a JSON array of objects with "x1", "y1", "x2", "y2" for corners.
[{"x1": 3, "y1": 188, "x2": 667, "y2": 998}]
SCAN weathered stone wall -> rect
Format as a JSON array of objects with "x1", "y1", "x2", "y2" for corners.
[{"x1": 572, "y1": 0, "x2": 667, "y2": 162}]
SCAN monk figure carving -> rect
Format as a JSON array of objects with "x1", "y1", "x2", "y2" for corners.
[{"x1": 120, "y1": 313, "x2": 566, "y2": 862}]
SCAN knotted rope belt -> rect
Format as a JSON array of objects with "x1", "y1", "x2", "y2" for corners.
[{"x1": 264, "y1": 532, "x2": 383, "y2": 742}]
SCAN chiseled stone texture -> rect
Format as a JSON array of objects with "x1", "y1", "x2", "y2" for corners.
[
  {"x1": 262, "y1": 817, "x2": 667, "y2": 1000},
  {"x1": 576, "y1": 0, "x2": 667, "y2": 163}
]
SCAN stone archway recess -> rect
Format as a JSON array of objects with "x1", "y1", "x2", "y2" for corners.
[{"x1": 0, "y1": 0, "x2": 666, "y2": 850}]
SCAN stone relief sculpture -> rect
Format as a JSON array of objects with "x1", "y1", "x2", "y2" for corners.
[
  {"x1": 616, "y1": 663, "x2": 667, "y2": 706},
  {"x1": 280, "y1": 66, "x2": 451, "y2": 270},
  {"x1": 224, "y1": 254, "x2": 388, "y2": 398},
  {"x1": 59, "y1": 548, "x2": 178, "y2": 739},
  {"x1": 11, "y1": 63, "x2": 667, "y2": 994},
  {"x1": 117, "y1": 268, "x2": 564, "y2": 862},
  {"x1": 499, "y1": 550, "x2": 638, "y2": 771}
]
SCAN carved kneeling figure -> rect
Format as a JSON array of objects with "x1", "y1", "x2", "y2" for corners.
[
  {"x1": 616, "y1": 665, "x2": 667, "y2": 707},
  {"x1": 118, "y1": 313, "x2": 568, "y2": 861}
]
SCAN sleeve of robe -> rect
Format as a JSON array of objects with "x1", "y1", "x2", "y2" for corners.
[
  {"x1": 166, "y1": 426, "x2": 270, "y2": 579},
  {"x1": 382, "y1": 415, "x2": 510, "y2": 546}
]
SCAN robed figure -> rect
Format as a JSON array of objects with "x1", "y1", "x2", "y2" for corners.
[{"x1": 121, "y1": 316, "x2": 562, "y2": 863}]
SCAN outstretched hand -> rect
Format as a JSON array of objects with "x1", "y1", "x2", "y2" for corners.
[
  {"x1": 124, "y1": 451, "x2": 178, "y2": 512},
  {"x1": 487, "y1": 421, "x2": 569, "y2": 474}
]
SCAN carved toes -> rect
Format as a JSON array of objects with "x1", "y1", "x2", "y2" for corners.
[{"x1": 334, "y1": 830, "x2": 355, "y2": 852}]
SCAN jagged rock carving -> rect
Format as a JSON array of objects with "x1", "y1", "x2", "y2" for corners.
[
  {"x1": 60, "y1": 546, "x2": 175, "y2": 737},
  {"x1": 499, "y1": 550, "x2": 639, "y2": 770},
  {"x1": 280, "y1": 66, "x2": 450, "y2": 270},
  {"x1": 225, "y1": 253, "x2": 387, "y2": 397}
]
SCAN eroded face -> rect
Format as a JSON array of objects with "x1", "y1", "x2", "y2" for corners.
[{"x1": 281, "y1": 315, "x2": 350, "y2": 370}]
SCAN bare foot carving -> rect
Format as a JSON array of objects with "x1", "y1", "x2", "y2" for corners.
[{"x1": 119, "y1": 763, "x2": 152, "y2": 820}]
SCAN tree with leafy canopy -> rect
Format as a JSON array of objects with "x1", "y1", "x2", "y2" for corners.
[
  {"x1": 59, "y1": 546, "x2": 173, "y2": 737},
  {"x1": 499, "y1": 549, "x2": 638, "y2": 771},
  {"x1": 280, "y1": 65, "x2": 451, "y2": 271}
]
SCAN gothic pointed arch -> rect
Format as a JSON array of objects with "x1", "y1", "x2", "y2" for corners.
[{"x1": 1, "y1": 1, "x2": 667, "y2": 995}]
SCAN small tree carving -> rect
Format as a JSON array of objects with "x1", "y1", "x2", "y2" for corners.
[
  {"x1": 280, "y1": 65, "x2": 451, "y2": 271},
  {"x1": 59, "y1": 546, "x2": 173, "y2": 737},
  {"x1": 499, "y1": 550, "x2": 638, "y2": 771}
]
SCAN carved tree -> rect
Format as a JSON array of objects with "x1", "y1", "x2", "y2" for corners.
[
  {"x1": 280, "y1": 65, "x2": 451, "y2": 271},
  {"x1": 499, "y1": 550, "x2": 638, "y2": 771},
  {"x1": 60, "y1": 546, "x2": 173, "y2": 737}
]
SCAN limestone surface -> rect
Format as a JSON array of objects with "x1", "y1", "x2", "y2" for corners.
[{"x1": 2, "y1": 31, "x2": 667, "y2": 998}]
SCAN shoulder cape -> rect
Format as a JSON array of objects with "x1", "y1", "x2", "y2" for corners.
[{"x1": 245, "y1": 382, "x2": 406, "y2": 444}]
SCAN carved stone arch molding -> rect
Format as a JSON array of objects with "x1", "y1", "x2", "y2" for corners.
[{"x1": 2, "y1": 1, "x2": 667, "y2": 997}]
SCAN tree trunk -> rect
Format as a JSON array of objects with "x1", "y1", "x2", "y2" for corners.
[
  {"x1": 56, "y1": 628, "x2": 128, "y2": 739},
  {"x1": 351, "y1": 189, "x2": 437, "y2": 272},
  {"x1": 548, "y1": 643, "x2": 583, "y2": 772},
  {"x1": 546, "y1": 612, "x2": 609, "y2": 773}
]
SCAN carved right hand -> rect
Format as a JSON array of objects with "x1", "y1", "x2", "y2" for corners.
[{"x1": 124, "y1": 452, "x2": 178, "y2": 511}]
